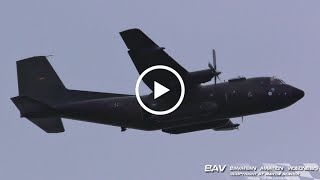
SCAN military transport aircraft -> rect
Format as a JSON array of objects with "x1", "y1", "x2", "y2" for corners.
[{"x1": 11, "y1": 28, "x2": 304, "y2": 134}]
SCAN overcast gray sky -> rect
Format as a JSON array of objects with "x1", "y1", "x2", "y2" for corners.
[{"x1": 0, "y1": 0, "x2": 319, "y2": 179}]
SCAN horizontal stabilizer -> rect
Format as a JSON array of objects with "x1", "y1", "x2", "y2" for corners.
[
  {"x1": 11, "y1": 96, "x2": 64, "y2": 133},
  {"x1": 11, "y1": 96, "x2": 57, "y2": 118},
  {"x1": 27, "y1": 116, "x2": 64, "y2": 133}
]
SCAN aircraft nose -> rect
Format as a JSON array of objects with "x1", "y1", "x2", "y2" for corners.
[{"x1": 292, "y1": 87, "x2": 304, "y2": 101}]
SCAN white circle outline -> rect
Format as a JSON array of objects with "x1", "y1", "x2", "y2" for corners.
[{"x1": 135, "y1": 65, "x2": 185, "y2": 115}]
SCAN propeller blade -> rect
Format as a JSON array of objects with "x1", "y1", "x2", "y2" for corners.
[
  {"x1": 212, "y1": 49, "x2": 217, "y2": 70},
  {"x1": 209, "y1": 49, "x2": 221, "y2": 85},
  {"x1": 208, "y1": 62, "x2": 214, "y2": 71}
]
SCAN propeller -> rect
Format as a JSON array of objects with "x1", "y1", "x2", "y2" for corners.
[{"x1": 208, "y1": 49, "x2": 221, "y2": 84}]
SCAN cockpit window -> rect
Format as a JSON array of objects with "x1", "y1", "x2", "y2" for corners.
[{"x1": 270, "y1": 77, "x2": 286, "y2": 85}]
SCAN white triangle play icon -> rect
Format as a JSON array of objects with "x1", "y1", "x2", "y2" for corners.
[{"x1": 154, "y1": 81, "x2": 170, "y2": 99}]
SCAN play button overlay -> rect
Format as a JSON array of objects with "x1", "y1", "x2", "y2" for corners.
[
  {"x1": 154, "y1": 81, "x2": 170, "y2": 99},
  {"x1": 135, "y1": 65, "x2": 185, "y2": 116}
]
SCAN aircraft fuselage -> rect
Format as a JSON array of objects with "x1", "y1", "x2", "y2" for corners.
[{"x1": 55, "y1": 77, "x2": 304, "y2": 131}]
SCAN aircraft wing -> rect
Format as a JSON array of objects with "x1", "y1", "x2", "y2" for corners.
[{"x1": 120, "y1": 28, "x2": 194, "y2": 91}]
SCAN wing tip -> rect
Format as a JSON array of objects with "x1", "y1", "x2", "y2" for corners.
[
  {"x1": 119, "y1": 28, "x2": 158, "y2": 49},
  {"x1": 119, "y1": 28, "x2": 141, "y2": 36}
]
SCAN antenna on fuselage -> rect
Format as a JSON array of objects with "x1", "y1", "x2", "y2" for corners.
[{"x1": 208, "y1": 49, "x2": 221, "y2": 85}]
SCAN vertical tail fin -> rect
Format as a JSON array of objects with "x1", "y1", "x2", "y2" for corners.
[
  {"x1": 16, "y1": 56, "x2": 67, "y2": 105},
  {"x1": 12, "y1": 56, "x2": 67, "y2": 133}
]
